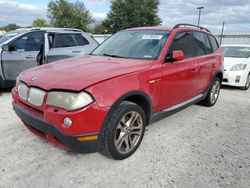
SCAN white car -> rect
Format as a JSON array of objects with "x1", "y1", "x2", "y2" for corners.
[{"x1": 222, "y1": 45, "x2": 250, "y2": 90}]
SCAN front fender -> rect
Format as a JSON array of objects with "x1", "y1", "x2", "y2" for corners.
[{"x1": 85, "y1": 68, "x2": 160, "y2": 111}]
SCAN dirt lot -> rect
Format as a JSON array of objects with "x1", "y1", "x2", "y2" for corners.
[{"x1": 0, "y1": 87, "x2": 249, "y2": 188}]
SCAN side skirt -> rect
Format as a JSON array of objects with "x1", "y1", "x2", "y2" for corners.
[{"x1": 149, "y1": 94, "x2": 206, "y2": 124}]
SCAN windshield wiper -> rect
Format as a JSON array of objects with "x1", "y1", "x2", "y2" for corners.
[{"x1": 103, "y1": 53, "x2": 126, "y2": 58}]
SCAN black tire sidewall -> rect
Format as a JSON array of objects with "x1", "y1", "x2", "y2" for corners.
[
  {"x1": 105, "y1": 102, "x2": 146, "y2": 160},
  {"x1": 245, "y1": 74, "x2": 250, "y2": 90},
  {"x1": 206, "y1": 77, "x2": 221, "y2": 106}
]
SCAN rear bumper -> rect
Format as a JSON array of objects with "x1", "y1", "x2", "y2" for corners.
[{"x1": 13, "y1": 103, "x2": 98, "y2": 153}]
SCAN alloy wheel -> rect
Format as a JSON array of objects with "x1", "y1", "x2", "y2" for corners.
[
  {"x1": 210, "y1": 80, "x2": 220, "y2": 104},
  {"x1": 114, "y1": 111, "x2": 143, "y2": 154}
]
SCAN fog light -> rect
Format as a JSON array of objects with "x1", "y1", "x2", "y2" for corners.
[
  {"x1": 63, "y1": 118, "x2": 72, "y2": 126},
  {"x1": 235, "y1": 75, "x2": 241, "y2": 83}
]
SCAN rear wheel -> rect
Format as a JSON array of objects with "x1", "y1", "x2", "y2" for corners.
[
  {"x1": 241, "y1": 74, "x2": 250, "y2": 90},
  {"x1": 201, "y1": 77, "x2": 221, "y2": 107},
  {"x1": 99, "y1": 101, "x2": 146, "y2": 160}
]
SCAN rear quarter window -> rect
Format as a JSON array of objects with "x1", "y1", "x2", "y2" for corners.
[{"x1": 73, "y1": 34, "x2": 89, "y2": 46}]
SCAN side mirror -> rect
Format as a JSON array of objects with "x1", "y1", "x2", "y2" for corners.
[
  {"x1": 172, "y1": 50, "x2": 184, "y2": 61},
  {"x1": 2, "y1": 44, "x2": 9, "y2": 51}
]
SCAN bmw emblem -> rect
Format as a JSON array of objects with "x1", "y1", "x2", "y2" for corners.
[{"x1": 31, "y1": 77, "x2": 37, "y2": 81}]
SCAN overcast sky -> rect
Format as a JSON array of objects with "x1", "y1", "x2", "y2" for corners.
[{"x1": 0, "y1": 0, "x2": 250, "y2": 33}]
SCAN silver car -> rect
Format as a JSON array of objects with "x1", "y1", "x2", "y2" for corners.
[
  {"x1": 0, "y1": 28, "x2": 31, "y2": 45},
  {"x1": 0, "y1": 28, "x2": 99, "y2": 88}
]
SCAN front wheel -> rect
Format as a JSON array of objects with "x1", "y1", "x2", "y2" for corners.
[
  {"x1": 99, "y1": 101, "x2": 146, "y2": 160},
  {"x1": 201, "y1": 77, "x2": 221, "y2": 107},
  {"x1": 240, "y1": 74, "x2": 250, "y2": 90}
]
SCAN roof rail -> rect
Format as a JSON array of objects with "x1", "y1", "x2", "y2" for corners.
[
  {"x1": 30, "y1": 27, "x2": 83, "y2": 32},
  {"x1": 173, "y1": 23, "x2": 211, "y2": 33}
]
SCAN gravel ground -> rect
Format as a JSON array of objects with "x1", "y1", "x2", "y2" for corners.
[{"x1": 0, "y1": 87, "x2": 249, "y2": 188}]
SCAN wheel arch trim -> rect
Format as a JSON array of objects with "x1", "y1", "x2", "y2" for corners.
[
  {"x1": 214, "y1": 70, "x2": 223, "y2": 82},
  {"x1": 99, "y1": 90, "x2": 154, "y2": 133},
  {"x1": 111, "y1": 90, "x2": 153, "y2": 119}
]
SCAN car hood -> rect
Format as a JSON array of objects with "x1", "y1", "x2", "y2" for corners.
[
  {"x1": 224, "y1": 57, "x2": 249, "y2": 69},
  {"x1": 20, "y1": 55, "x2": 154, "y2": 91}
]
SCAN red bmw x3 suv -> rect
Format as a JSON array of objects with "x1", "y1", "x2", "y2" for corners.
[{"x1": 12, "y1": 24, "x2": 223, "y2": 160}]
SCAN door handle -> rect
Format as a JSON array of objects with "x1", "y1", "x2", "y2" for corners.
[
  {"x1": 72, "y1": 50, "x2": 82, "y2": 53},
  {"x1": 212, "y1": 62, "x2": 216, "y2": 68},
  {"x1": 149, "y1": 78, "x2": 161, "y2": 84},
  {"x1": 191, "y1": 68, "x2": 197, "y2": 72},
  {"x1": 25, "y1": 55, "x2": 35, "y2": 59}
]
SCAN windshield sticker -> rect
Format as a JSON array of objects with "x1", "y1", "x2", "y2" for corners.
[
  {"x1": 144, "y1": 55, "x2": 153, "y2": 58},
  {"x1": 142, "y1": 35, "x2": 163, "y2": 40},
  {"x1": 240, "y1": 48, "x2": 250, "y2": 52}
]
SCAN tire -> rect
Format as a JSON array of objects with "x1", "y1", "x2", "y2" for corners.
[
  {"x1": 240, "y1": 74, "x2": 250, "y2": 90},
  {"x1": 0, "y1": 78, "x2": 2, "y2": 89},
  {"x1": 0, "y1": 76, "x2": 5, "y2": 89},
  {"x1": 201, "y1": 77, "x2": 221, "y2": 107},
  {"x1": 98, "y1": 101, "x2": 146, "y2": 160}
]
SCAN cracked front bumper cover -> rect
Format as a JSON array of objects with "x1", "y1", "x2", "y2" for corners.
[{"x1": 13, "y1": 103, "x2": 98, "y2": 153}]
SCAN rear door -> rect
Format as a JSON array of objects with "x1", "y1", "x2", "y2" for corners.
[
  {"x1": 46, "y1": 33, "x2": 89, "y2": 63},
  {"x1": 159, "y1": 31, "x2": 199, "y2": 109},
  {"x1": 193, "y1": 32, "x2": 218, "y2": 93},
  {"x1": 1, "y1": 31, "x2": 44, "y2": 81}
]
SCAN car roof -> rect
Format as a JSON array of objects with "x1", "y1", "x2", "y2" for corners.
[
  {"x1": 126, "y1": 26, "x2": 172, "y2": 31},
  {"x1": 0, "y1": 28, "x2": 86, "y2": 45},
  {"x1": 9, "y1": 27, "x2": 83, "y2": 33}
]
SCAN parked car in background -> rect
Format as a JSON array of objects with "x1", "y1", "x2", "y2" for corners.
[
  {"x1": 12, "y1": 24, "x2": 223, "y2": 160},
  {"x1": 0, "y1": 28, "x2": 99, "y2": 88},
  {"x1": 222, "y1": 45, "x2": 250, "y2": 90}
]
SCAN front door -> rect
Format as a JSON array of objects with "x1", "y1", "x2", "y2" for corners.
[
  {"x1": 1, "y1": 31, "x2": 44, "y2": 81},
  {"x1": 159, "y1": 31, "x2": 199, "y2": 110}
]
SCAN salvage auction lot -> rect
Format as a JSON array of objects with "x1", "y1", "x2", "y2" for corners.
[{"x1": 0, "y1": 88, "x2": 249, "y2": 188}]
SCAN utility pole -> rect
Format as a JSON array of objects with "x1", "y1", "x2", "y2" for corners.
[
  {"x1": 220, "y1": 21, "x2": 225, "y2": 45},
  {"x1": 197, "y1": 6, "x2": 204, "y2": 26}
]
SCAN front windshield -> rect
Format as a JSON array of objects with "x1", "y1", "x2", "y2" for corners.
[
  {"x1": 92, "y1": 30, "x2": 170, "y2": 60},
  {"x1": 222, "y1": 46, "x2": 250, "y2": 58},
  {"x1": 0, "y1": 33, "x2": 19, "y2": 44}
]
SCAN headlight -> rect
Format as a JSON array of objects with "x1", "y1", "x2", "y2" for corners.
[
  {"x1": 16, "y1": 76, "x2": 20, "y2": 86},
  {"x1": 230, "y1": 64, "x2": 247, "y2": 71},
  {"x1": 46, "y1": 91, "x2": 94, "y2": 111}
]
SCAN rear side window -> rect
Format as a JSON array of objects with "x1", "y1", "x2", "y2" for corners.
[
  {"x1": 73, "y1": 34, "x2": 89, "y2": 46},
  {"x1": 168, "y1": 31, "x2": 196, "y2": 58},
  {"x1": 54, "y1": 34, "x2": 77, "y2": 48},
  {"x1": 193, "y1": 32, "x2": 212, "y2": 55},
  {"x1": 208, "y1": 35, "x2": 219, "y2": 52}
]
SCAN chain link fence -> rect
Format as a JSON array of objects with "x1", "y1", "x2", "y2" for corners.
[{"x1": 216, "y1": 33, "x2": 250, "y2": 45}]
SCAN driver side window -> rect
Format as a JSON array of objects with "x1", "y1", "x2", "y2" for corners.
[
  {"x1": 10, "y1": 31, "x2": 44, "y2": 52},
  {"x1": 168, "y1": 31, "x2": 196, "y2": 59}
]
